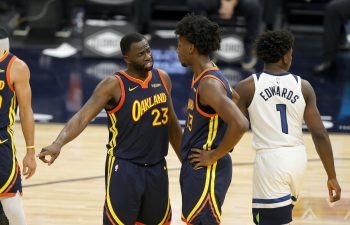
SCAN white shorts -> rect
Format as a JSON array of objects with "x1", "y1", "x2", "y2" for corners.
[{"x1": 252, "y1": 146, "x2": 307, "y2": 209}]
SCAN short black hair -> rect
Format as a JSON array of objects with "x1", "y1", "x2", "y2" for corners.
[
  {"x1": 120, "y1": 32, "x2": 145, "y2": 55},
  {"x1": 255, "y1": 30, "x2": 294, "y2": 63},
  {"x1": 0, "y1": 27, "x2": 9, "y2": 39},
  {"x1": 175, "y1": 14, "x2": 221, "y2": 55}
]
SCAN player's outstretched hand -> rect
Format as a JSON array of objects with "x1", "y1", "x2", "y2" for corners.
[
  {"x1": 188, "y1": 148, "x2": 217, "y2": 169},
  {"x1": 328, "y1": 178, "x2": 341, "y2": 203},
  {"x1": 23, "y1": 151, "x2": 36, "y2": 179},
  {"x1": 37, "y1": 143, "x2": 61, "y2": 166}
]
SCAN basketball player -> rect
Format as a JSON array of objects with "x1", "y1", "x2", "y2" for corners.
[
  {"x1": 0, "y1": 27, "x2": 36, "y2": 225},
  {"x1": 235, "y1": 30, "x2": 341, "y2": 225},
  {"x1": 175, "y1": 14, "x2": 249, "y2": 224},
  {"x1": 38, "y1": 33, "x2": 182, "y2": 224}
]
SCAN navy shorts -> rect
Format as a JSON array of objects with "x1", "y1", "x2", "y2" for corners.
[
  {"x1": 0, "y1": 128, "x2": 21, "y2": 197},
  {"x1": 103, "y1": 155, "x2": 171, "y2": 225},
  {"x1": 180, "y1": 154, "x2": 232, "y2": 225},
  {"x1": 253, "y1": 204, "x2": 293, "y2": 225}
]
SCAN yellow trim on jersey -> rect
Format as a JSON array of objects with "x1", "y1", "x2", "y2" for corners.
[
  {"x1": 106, "y1": 155, "x2": 124, "y2": 225},
  {"x1": 208, "y1": 116, "x2": 221, "y2": 219},
  {"x1": 0, "y1": 97, "x2": 16, "y2": 193},
  {"x1": 207, "y1": 116, "x2": 218, "y2": 150},
  {"x1": 107, "y1": 114, "x2": 118, "y2": 156},
  {"x1": 210, "y1": 162, "x2": 221, "y2": 220},
  {"x1": 186, "y1": 165, "x2": 211, "y2": 222},
  {"x1": 186, "y1": 116, "x2": 216, "y2": 221},
  {"x1": 203, "y1": 117, "x2": 214, "y2": 151},
  {"x1": 9, "y1": 95, "x2": 16, "y2": 127},
  {"x1": 107, "y1": 154, "x2": 113, "y2": 178},
  {"x1": 158, "y1": 197, "x2": 170, "y2": 225}
]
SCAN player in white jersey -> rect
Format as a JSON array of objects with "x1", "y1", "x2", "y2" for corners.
[{"x1": 235, "y1": 30, "x2": 341, "y2": 225}]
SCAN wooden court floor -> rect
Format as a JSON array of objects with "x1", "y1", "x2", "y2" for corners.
[{"x1": 12, "y1": 124, "x2": 349, "y2": 225}]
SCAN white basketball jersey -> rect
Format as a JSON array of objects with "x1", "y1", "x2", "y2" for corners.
[{"x1": 248, "y1": 72, "x2": 306, "y2": 150}]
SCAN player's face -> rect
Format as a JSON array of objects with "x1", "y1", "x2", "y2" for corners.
[
  {"x1": 127, "y1": 39, "x2": 153, "y2": 72},
  {"x1": 176, "y1": 36, "x2": 191, "y2": 67}
]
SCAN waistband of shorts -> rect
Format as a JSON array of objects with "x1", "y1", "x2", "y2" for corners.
[
  {"x1": 255, "y1": 145, "x2": 306, "y2": 154},
  {"x1": 113, "y1": 156, "x2": 165, "y2": 168}
]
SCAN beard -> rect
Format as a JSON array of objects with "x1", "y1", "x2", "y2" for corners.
[{"x1": 131, "y1": 60, "x2": 153, "y2": 73}]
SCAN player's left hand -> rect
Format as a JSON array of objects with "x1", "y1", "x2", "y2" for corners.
[
  {"x1": 188, "y1": 148, "x2": 217, "y2": 169},
  {"x1": 23, "y1": 151, "x2": 37, "y2": 179},
  {"x1": 327, "y1": 178, "x2": 341, "y2": 202}
]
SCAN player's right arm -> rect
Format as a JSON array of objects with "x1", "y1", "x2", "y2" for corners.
[
  {"x1": 38, "y1": 76, "x2": 122, "y2": 165},
  {"x1": 11, "y1": 58, "x2": 36, "y2": 179},
  {"x1": 189, "y1": 77, "x2": 249, "y2": 168},
  {"x1": 302, "y1": 79, "x2": 341, "y2": 202}
]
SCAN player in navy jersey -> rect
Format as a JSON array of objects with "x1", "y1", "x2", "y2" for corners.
[
  {"x1": 175, "y1": 14, "x2": 248, "y2": 224},
  {"x1": 235, "y1": 30, "x2": 341, "y2": 225},
  {"x1": 38, "y1": 33, "x2": 182, "y2": 225},
  {"x1": 0, "y1": 27, "x2": 36, "y2": 225}
]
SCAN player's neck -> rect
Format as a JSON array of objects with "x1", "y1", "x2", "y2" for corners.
[
  {"x1": 263, "y1": 64, "x2": 289, "y2": 75},
  {"x1": 191, "y1": 56, "x2": 214, "y2": 78},
  {"x1": 124, "y1": 68, "x2": 149, "y2": 81}
]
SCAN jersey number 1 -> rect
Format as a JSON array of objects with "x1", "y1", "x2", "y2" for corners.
[{"x1": 276, "y1": 104, "x2": 288, "y2": 134}]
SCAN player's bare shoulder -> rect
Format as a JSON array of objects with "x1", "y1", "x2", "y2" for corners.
[
  {"x1": 235, "y1": 75, "x2": 256, "y2": 111},
  {"x1": 10, "y1": 57, "x2": 30, "y2": 82},
  {"x1": 94, "y1": 74, "x2": 123, "y2": 102},
  {"x1": 156, "y1": 68, "x2": 172, "y2": 90},
  {"x1": 300, "y1": 78, "x2": 315, "y2": 102},
  {"x1": 236, "y1": 75, "x2": 255, "y2": 97},
  {"x1": 99, "y1": 74, "x2": 122, "y2": 90},
  {"x1": 237, "y1": 75, "x2": 254, "y2": 87}
]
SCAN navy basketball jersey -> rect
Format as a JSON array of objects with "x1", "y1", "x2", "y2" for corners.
[
  {"x1": 0, "y1": 51, "x2": 17, "y2": 129},
  {"x1": 105, "y1": 68, "x2": 170, "y2": 165},
  {"x1": 181, "y1": 67, "x2": 233, "y2": 159}
]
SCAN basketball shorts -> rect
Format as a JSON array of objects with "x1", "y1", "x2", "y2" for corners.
[
  {"x1": 180, "y1": 154, "x2": 232, "y2": 225},
  {"x1": 0, "y1": 128, "x2": 21, "y2": 197},
  {"x1": 103, "y1": 155, "x2": 171, "y2": 225},
  {"x1": 252, "y1": 146, "x2": 307, "y2": 225}
]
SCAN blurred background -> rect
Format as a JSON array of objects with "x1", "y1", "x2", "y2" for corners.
[{"x1": 0, "y1": 0, "x2": 349, "y2": 130}]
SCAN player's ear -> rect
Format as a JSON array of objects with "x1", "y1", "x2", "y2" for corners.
[
  {"x1": 123, "y1": 55, "x2": 131, "y2": 64},
  {"x1": 282, "y1": 53, "x2": 288, "y2": 65},
  {"x1": 189, "y1": 43, "x2": 194, "y2": 55}
]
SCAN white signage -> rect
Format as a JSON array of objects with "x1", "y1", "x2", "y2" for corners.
[
  {"x1": 215, "y1": 35, "x2": 244, "y2": 62},
  {"x1": 85, "y1": 29, "x2": 123, "y2": 57}
]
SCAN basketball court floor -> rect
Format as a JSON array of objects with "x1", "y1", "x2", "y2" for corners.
[{"x1": 13, "y1": 124, "x2": 349, "y2": 225}]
